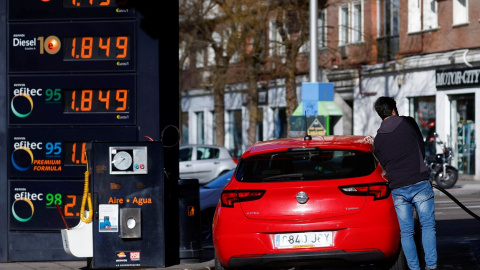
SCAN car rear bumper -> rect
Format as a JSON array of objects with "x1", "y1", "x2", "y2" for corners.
[
  {"x1": 213, "y1": 206, "x2": 401, "y2": 267},
  {"x1": 228, "y1": 250, "x2": 385, "y2": 268}
]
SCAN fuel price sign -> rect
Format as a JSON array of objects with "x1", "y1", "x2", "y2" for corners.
[
  {"x1": 9, "y1": 74, "x2": 135, "y2": 125},
  {"x1": 9, "y1": 0, "x2": 135, "y2": 21},
  {"x1": 10, "y1": 180, "x2": 85, "y2": 230},
  {"x1": 8, "y1": 127, "x2": 138, "y2": 178},
  {"x1": 9, "y1": 21, "x2": 135, "y2": 72}
]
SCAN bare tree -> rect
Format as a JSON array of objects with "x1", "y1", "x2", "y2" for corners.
[
  {"x1": 180, "y1": 0, "x2": 251, "y2": 147},
  {"x1": 181, "y1": 0, "x2": 273, "y2": 148},
  {"x1": 269, "y1": 0, "x2": 311, "y2": 135},
  {"x1": 233, "y1": 1, "x2": 273, "y2": 147},
  {"x1": 209, "y1": 1, "x2": 249, "y2": 146},
  {"x1": 179, "y1": 0, "x2": 198, "y2": 143}
]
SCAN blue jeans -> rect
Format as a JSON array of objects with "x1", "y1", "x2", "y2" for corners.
[{"x1": 391, "y1": 180, "x2": 437, "y2": 270}]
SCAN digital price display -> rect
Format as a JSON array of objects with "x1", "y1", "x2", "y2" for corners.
[
  {"x1": 9, "y1": 0, "x2": 134, "y2": 21},
  {"x1": 10, "y1": 180, "x2": 85, "y2": 230},
  {"x1": 63, "y1": 142, "x2": 89, "y2": 166},
  {"x1": 9, "y1": 21, "x2": 135, "y2": 72},
  {"x1": 64, "y1": 89, "x2": 130, "y2": 113},
  {"x1": 64, "y1": 0, "x2": 127, "y2": 8},
  {"x1": 64, "y1": 36, "x2": 130, "y2": 61},
  {"x1": 8, "y1": 74, "x2": 135, "y2": 125},
  {"x1": 8, "y1": 127, "x2": 138, "y2": 178}
]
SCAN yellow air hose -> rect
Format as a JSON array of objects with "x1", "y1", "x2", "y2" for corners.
[{"x1": 80, "y1": 153, "x2": 93, "y2": 223}]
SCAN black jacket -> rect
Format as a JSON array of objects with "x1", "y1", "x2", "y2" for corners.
[{"x1": 374, "y1": 115, "x2": 429, "y2": 189}]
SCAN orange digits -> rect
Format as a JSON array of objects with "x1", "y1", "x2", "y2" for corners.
[
  {"x1": 116, "y1": 89, "x2": 128, "y2": 111},
  {"x1": 64, "y1": 195, "x2": 77, "y2": 217},
  {"x1": 99, "y1": 90, "x2": 110, "y2": 110},
  {"x1": 99, "y1": 37, "x2": 110, "y2": 57},
  {"x1": 100, "y1": 0, "x2": 110, "y2": 6},
  {"x1": 70, "y1": 90, "x2": 76, "y2": 111},
  {"x1": 116, "y1": 37, "x2": 128, "y2": 58},
  {"x1": 81, "y1": 90, "x2": 93, "y2": 111},
  {"x1": 81, "y1": 37, "x2": 93, "y2": 59}
]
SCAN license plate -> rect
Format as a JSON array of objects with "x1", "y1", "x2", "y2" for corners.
[{"x1": 274, "y1": 232, "x2": 333, "y2": 249}]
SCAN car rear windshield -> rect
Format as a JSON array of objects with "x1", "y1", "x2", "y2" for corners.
[{"x1": 235, "y1": 149, "x2": 377, "y2": 182}]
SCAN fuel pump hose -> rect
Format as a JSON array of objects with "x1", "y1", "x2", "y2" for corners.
[{"x1": 432, "y1": 183, "x2": 480, "y2": 221}]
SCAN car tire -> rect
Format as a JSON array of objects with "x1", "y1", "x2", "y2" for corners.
[{"x1": 215, "y1": 254, "x2": 228, "y2": 270}]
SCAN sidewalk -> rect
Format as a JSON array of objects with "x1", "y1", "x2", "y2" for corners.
[
  {"x1": 1, "y1": 180, "x2": 479, "y2": 270},
  {"x1": 0, "y1": 248, "x2": 216, "y2": 270},
  {"x1": 433, "y1": 178, "x2": 480, "y2": 196},
  {"x1": 0, "y1": 260, "x2": 215, "y2": 270}
]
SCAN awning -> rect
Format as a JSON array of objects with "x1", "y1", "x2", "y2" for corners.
[{"x1": 292, "y1": 101, "x2": 343, "y2": 116}]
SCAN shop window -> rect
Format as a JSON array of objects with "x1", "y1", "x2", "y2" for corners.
[
  {"x1": 450, "y1": 94, "x2": 475, "y2": 175},
  {"x1": 196, "y1": 111, "x2": 204, "y2": 144},
  {"x1": 181, "y1": 112, "x2": 189, "y2": 145},
  {"x1": 257, "y1": 108, "x2": 263, "y2": 142},
  {"x1": 410, "y1": 96, "x2": 436, "y2": 157},
  {"x1": 228, "y1": 110, "x2": 242, "y2": 158},
  {"x1": 275, "y1": 108, "x2": 287, "y2": 139}
]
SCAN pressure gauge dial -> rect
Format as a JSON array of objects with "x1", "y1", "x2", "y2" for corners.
[
  {"x1": 112, "y1": 151, "x2": 133, "y2": 171},
  {"x1": 109, "y1": 146, "x2": 147, "y2": 175}
]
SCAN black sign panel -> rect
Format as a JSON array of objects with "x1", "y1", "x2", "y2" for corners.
[
  {"x1": 10, "y1": 180, "x2": 85, "y2": 230},
  {"x1": 9, "y1": 0, "x2": 135, "y2": 21},
  {"x1": 436, "y1": 68, "x2": 480, "y2": 89},
  {"x1": 9, "y1": 74, "x2": 136, "y2": 125},
  {"x1": 8, "y1": 127, "x2": 138, "y2": 178},
  {"x1": 9, "y1": 21, "x2": 135, "y2": 73},
  {"x1": 91, "y1": 142, "x2": 165, "y2": 268}
]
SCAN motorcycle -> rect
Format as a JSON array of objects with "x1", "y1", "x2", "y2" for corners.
[{"x1": 424, "y1": 133, "x2": 458, "y2": 189}]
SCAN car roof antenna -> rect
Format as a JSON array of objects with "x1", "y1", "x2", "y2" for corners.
[{"x1": 304, "y1": 111, "x2": 312, "y2": 141}]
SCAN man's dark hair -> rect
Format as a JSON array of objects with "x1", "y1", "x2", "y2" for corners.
[{"x1": 374, "y1": 96, "x2": 397, "y2": 120}]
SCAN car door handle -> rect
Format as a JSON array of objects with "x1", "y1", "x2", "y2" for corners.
[
  {"x1": 214, "y1": 161, "x2": 220, "y2": 164},
  {"x1": 186, "y1": 164, "x2": 192, "y2": 167}
]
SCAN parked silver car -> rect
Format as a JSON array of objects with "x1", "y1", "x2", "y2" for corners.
[{"x1": 179, "y1": 144, "x2": 238, "y2": 184}]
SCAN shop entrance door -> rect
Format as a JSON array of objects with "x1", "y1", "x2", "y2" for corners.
[{"x1": 450, "y1": 94, "x2": 475, "y2": 174}]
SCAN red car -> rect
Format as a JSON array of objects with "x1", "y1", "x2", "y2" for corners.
[{"x1": 213, "y1": 136, "x2": 406, "y2": 270}]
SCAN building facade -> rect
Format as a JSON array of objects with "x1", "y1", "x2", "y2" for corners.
[
  {"x1": 354, "y1": 0, "x2": 480, "y2": 179},
  {"x1": 180, "y1": 0, "x2": 480, "y2": 179}
]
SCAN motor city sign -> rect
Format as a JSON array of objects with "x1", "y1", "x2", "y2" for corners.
[{"x1": 436, "y1": 68, "x2": 480, "y2": 89}]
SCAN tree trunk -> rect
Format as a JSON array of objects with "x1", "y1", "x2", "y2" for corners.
[
  {"x1": 246, "y1": 60, "x2": 259, "y2": 148},
  {"x1": 285, "y1": 52, "x2": 298, "y2": 137},
  {"x1": 214, "y1": 69, "x2": 227, "y2": 146}
]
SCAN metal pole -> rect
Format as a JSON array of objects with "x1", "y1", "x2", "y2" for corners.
[{"x1": 309, "y1": 0, "x2": 318, "y2": 82}]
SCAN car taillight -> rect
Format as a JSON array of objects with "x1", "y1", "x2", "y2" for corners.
[
  {"x1": 339, "y1": 183, "x2": 390, "y2": 200},
  {"x1": 232, "y1": 157, "x2": 239, "y2": 164},
  {"x1": 221, "y1": 190, "x2": 265, "y2": 207}
]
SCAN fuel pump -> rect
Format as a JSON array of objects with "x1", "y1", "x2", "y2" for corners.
[{"x1": 88, "y1": 141, "x2": 169, "y2": 268}]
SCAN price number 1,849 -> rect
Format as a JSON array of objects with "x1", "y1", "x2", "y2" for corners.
[
  {"x1": 64, "y1": 36, "x2": 129, "y2": 60},
  {"x1": 64, "y1": 89, "x2": 129, "y2": 113}
]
